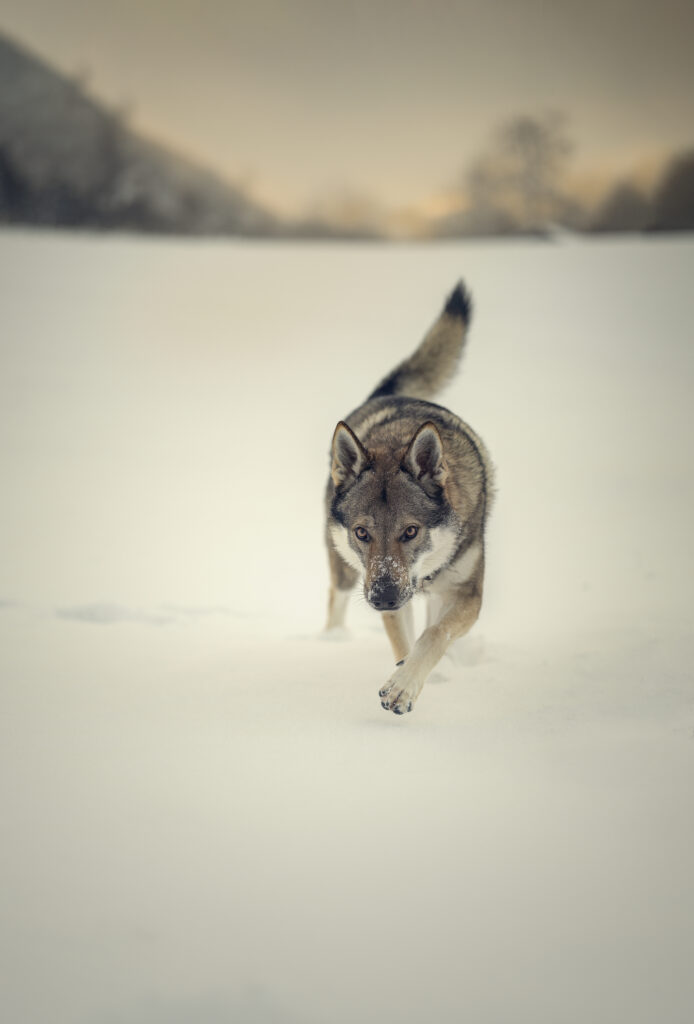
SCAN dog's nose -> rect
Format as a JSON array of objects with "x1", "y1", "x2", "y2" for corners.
[{"x1": 367, "y1": 580, "x2": 402, "y2": 611}]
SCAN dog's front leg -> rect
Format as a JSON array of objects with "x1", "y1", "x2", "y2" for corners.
[
  {"x1": 379, "y1": 582, "x2": 482, "y2": 715},
  {"x1": 382, "y1": 602, "x2": 415, "y2": 664}
]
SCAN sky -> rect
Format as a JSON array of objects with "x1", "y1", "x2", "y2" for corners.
[{"x1": 1, "y1": 0, "x2": 693, "y2": 218}]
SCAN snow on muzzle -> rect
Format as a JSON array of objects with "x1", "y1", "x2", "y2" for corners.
[{"x1": 365, "y1": 555, "x2": 413, "y2": 611}]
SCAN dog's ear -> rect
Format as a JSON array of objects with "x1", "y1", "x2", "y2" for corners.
[
  {"x1": 403, "y1": 422, "x2": 447, "y2": 493},
  {"x1": 331, "y1": 422, "x2": 370, "y2": 488}
]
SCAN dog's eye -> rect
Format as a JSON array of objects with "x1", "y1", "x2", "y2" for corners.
[
  {"x1": 402, "y1": 525, "x2": 419, "y2": 541},
  {"x1": 354, "y1": 526, "x2": 371, "y2": 542}
]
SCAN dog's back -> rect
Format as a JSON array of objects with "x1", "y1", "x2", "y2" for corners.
[{"x1": 338, "y1": 281, "x2": 493, "y2": 526}]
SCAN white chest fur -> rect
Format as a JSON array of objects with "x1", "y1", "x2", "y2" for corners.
[{"x1": 421, "y1": 539, "x2": 481, "y2": 595}]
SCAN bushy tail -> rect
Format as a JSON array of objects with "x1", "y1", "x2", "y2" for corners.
[{"x1": 368, "y1": 281, "x2": 472, "y2": 402}]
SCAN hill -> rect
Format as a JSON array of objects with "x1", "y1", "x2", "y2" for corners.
[{"x1": 0, "y1": 33, "x2": 277, "y2": 235}]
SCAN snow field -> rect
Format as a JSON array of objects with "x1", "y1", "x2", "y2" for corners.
[{"x1": 1, "y1": 230, "x2": 693, "y2": 1023}]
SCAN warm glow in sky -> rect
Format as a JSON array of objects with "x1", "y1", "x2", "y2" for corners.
[{"x1": 2, "y1": 0, "x2": 692, "y2": 216}]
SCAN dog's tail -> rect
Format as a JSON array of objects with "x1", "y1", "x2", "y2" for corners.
[{"x1": 368, "y1": 281, "x2": 472, "y2": 402}]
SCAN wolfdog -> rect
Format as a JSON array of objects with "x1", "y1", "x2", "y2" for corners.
[{"x1": 324, "y1": 281, "x2": 493, "y2": 715}]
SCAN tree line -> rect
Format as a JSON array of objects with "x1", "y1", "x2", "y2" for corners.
[
  {"x1": 434, "y1": 113, "x2": 694, "y2": 237},
  {"x1": 1, "y1": 32, "x2": 692, "y2": 239}
]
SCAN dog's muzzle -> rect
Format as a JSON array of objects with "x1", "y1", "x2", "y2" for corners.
[{"x1": 366, "y1": 577, "x2": 409, "y2": 611}]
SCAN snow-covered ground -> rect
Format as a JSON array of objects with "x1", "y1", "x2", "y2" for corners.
[{"x1": 1, "y1": 228, "x2": 693, "y2": 1023}]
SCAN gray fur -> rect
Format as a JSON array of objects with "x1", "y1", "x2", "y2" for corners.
[
  {"x1": 324, "y1": 281, "x2": 494, "y2": 715},
  {"x1": 368, "y1": 280, "x2": 471, "y2": 401}
]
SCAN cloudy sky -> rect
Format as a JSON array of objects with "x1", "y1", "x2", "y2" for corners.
[{"x1": 2, "y1": 0, "x2": 692, "y2": 217}]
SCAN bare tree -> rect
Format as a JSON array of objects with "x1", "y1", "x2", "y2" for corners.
[
  {"x1": 499, "y1": 112, "x2": 572, "y2": 228},
  {"x1": 463, "y1": 112, "x2": 573, "y2": 233}
]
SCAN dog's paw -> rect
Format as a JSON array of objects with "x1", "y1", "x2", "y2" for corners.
[{"x1": 379, "y1": 662, "x2": 423, "y2": 715}]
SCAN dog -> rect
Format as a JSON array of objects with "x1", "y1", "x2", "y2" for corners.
[{"x1": 324, "y1": 281, "x2": 494, "y2": 715}]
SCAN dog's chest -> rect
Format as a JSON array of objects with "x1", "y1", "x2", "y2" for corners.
[{"x1": 419, "y1": 539, "x2": 482, "y2": 596}]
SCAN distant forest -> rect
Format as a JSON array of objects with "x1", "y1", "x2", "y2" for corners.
[
  {"x1": 434, "y1": 112, "x2": 694, "y2": 238},
  {"x1": 1, "y1": 33, "x2": 693, "y2": 240}
]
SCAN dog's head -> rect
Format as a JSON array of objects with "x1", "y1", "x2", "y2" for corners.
[{"x1": 329, "y1": 421, "x2": 460, "y2": 610}]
